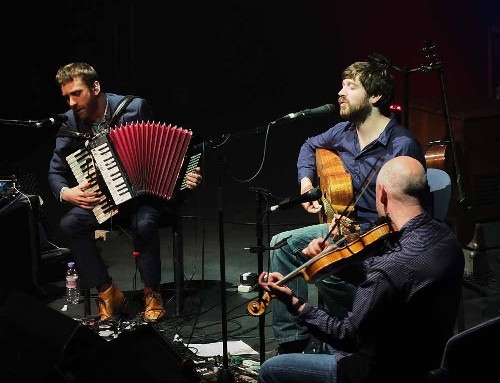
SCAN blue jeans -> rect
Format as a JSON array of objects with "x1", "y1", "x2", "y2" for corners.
[
  {"x1": 259, "y1": 352, "x2": 338, "y2": 383},
  {"x1": 59, "y1": 196, "x2": 163, "y2": 289},
  {"x1": 270, "y1": 224, "x2": 356, "y2": 345}
]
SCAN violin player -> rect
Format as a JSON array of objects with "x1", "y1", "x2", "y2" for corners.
[
  {"x1": 267, "y1": 60, "x2": 428, "y2": 355},
  {"x1": 259, "y1": 156, "x2": 464, "y2": 383}
]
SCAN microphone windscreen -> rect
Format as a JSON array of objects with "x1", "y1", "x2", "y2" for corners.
[{"x1": 303, "y1": 187, "x2": 322, "y2": 202}]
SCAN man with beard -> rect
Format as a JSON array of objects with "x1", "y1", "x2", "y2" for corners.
[
  {"x1": 48, "y1": 62, "x2": 202, "y2": 322},
  {"x1": 267, "y1": 61, "x2": 427, "y2": 355}
]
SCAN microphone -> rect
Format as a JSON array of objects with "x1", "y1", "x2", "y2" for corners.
[
  {"x1": 30, "y1": 114, "x2": 68, "y2": 128},
  {"x1": 270, "y1": 187, "x2": 322, "y2": 212},
  {"x1": 271, "y1": 104, "x2": 336, "y2": 125}
]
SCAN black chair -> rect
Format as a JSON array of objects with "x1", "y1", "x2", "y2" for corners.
[
  {"x1": 425, "y1": 315, "x2": 500, "y2": 382},
  {"x1": 82, "y1": 206, "x2": 186, "y2": 317}
]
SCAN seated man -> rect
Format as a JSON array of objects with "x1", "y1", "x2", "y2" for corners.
[
  {"x1": 269, "y1": 60, "x2": 427, "y2": 353},
  {"x1": 48, "y1": 62, "x2": 202, "y2": 322},
  {"x1": 259, "y1": 156, "x2": 464, "y2": 383}
]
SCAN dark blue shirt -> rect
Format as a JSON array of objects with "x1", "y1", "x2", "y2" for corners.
[
  {"x1": 297, "y1": 117, "x2": 426, "y2": 228},
  {"x1": 296, "y1": 212, "x2": 465, "y2": 382}
]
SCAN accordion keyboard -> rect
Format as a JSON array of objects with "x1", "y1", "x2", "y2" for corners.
[
  {"x1": 66, "y1": 148, "x2": 119, "y2": 224},
  {"x1": 89, "y1": 134, "x2": 133, "y2": 205},
  {"x1": 180, "y1": 152, "x2": 202, "y2": 190}
]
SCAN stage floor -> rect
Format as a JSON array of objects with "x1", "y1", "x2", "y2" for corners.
[{"x1": 2, "y1": 202, "x2": 500, "y2": 382}]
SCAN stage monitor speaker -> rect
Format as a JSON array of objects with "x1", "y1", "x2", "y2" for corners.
[
  {"x1": 58, "y1": 324, "x2": 201, "y2": 382},
  {"x1": 0, "y1": 289, "x2": 105, "y2": 381}
]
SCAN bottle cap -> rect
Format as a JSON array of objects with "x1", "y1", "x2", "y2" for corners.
[{"x1": 68, "y1": 262, "x2": 75, "y2": 268}]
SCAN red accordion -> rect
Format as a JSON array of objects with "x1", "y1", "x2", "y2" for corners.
[{"x1": 67, "y1": 121, "x2": 201, "y2": 223}]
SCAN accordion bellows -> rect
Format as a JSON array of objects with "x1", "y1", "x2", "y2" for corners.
[
  {"x1": 67, "y1": 121, "x2": 201, "y2": 223},
  {"x1": 108, "y1": 121, "x2": 193, "y2": 199}
]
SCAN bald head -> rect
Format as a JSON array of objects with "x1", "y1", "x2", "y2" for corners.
[{"x1": 377, "y1": 156, "x2": 427, "y2": 204}]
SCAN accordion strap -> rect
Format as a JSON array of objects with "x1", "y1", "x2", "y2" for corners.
[{"x1": 109, "y1": 95, "x2": 138, "y2": 128}]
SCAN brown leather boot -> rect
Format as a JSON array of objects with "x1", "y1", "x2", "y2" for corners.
[
  {"x1": 142, "y1": 286, "x2": 165, "y2": 322},
  {"x1": 96, "y1": 283, "x2": 128, "y2": 321}
]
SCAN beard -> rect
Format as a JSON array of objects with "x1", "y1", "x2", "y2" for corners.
[
  {"x1": 340, "y1": 96, "x2": 372, "y2": 125},
  {"x1": 78, "y1": 93, "x2": 100, "y2": 124}
]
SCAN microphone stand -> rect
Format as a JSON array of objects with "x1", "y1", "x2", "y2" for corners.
[
  {"x1": 368, "y1": 52, "x2": 431, "y2": 129},
  {"x1": 202, "y1": 127, "x2": 267, "y2": 383},
  {"x1": 0, "y1": 119, "x2": 33, "y2": 127},
  {"x1": 196, "y1": 123, "x2": 278, "y2": 378},
  {"x1": 391, "y1": 62, "x2": 430, "y2": 129},
  {"x1": 248, "y1": 186, "x2": 272, "y2": 365},
  {"x1": 244, "y1": 190, "x2": 302, "y2": 365},
  {"x1": 215, "y1": 144, "x2": 235, "y2": 383}
]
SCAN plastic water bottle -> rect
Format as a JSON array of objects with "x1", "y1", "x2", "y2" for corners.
[{"x1": 66, "y1": 261, "x2": 80, "y2": 304}]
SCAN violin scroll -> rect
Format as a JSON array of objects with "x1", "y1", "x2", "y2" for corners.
[{"x1": 247, "y1": 291, "x2": 273, "y2": 317}]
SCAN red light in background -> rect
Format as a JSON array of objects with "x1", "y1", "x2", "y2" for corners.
[{"x1": 390, "y1": 104, "x2": 403, "y2": 111}]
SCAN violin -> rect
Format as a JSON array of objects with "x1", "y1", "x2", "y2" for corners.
[
  {"x1": 246, "y1": 217, "x2": 397, "y2": 317},
  {"x1": 247, "y1": 154, "x2": 388, "y2": 317}
]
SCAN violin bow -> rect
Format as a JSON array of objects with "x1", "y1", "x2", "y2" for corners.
[{"x1": 321, "y1": 154, "x2": 385, "y2": 246}]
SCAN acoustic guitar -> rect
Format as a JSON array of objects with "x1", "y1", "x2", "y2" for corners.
[{"x1": 315, "y1": 148, "x2": 355, "y2": 224}]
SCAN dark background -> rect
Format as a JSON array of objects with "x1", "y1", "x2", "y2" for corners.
[{"x1": 1, "y1": 0, "x2": 499, "y2": 239}]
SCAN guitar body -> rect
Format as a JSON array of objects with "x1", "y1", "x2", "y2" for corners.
[
  {"x1": 424, "y1": 141, "x2": 454, "y2": 171},
  {"x1": 315, "y1": 148, "x2": 354, "y2": 223}
]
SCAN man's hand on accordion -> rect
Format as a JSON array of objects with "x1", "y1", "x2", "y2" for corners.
[
  {"x1": 61, "y1": 180, "x2": 101, "y2": 209},
  {"x1": 185, "y1": 167, "x2": 202, "y2": 190}
]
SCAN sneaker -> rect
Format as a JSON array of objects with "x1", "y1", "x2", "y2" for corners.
[
  {"x1": 96, "y1": 283, "x2": 128, "y2": 321},
  {"x1": 142, "y1": 286, "x2": 165, "y2": 322}
]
